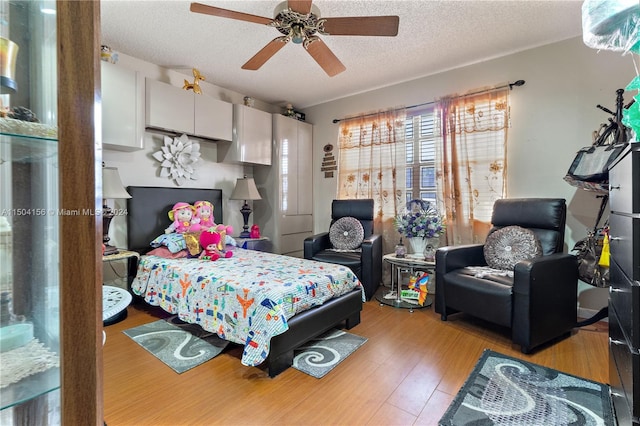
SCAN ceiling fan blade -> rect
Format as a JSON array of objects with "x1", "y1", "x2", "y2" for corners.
[
  {"x1": 322, "y1": 16, "x2": 399, "y2": 36},
  {"x1": 305, "y1": 38, "x2": 346, "y2": 77},
  {"x1": 190, "y1": 2, "x2": 273, "y2": 25},
  {"x1": 242, "y1": 37, "x2": 289, "y2": 71},
  {"x1": 288, "y1": 1, "x2": 313, "y2": 15}
]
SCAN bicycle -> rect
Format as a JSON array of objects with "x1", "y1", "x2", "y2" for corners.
[{"x1": 593, "y1": 88, "x2": 634, "y2": 146}]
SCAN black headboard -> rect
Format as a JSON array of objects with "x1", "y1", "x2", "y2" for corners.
[{"x1": 126, "y1": 186, "x2": 223, "y2": 254}]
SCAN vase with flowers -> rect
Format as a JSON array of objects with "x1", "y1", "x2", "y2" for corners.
[{"x1": 395, "y1": 200, "x2": 445, "y2": 260}]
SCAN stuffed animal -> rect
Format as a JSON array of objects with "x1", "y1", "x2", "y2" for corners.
[
  {"x1": 190, "y1": 200, "x2": 216, "y2": 232},
  {"x1": 199, "y1": 229, "x2": 233, "y2": 261},
  {"x1": 165, "y1": 202, "x2": 195, "y2": 234},
  {"x1": 250, "y1": 224, "x2": 260, "y2": 239}
]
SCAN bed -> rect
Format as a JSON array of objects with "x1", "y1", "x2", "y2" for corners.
[{"x1": 126, "y1": 186, "x2": 364, "y2": 377}]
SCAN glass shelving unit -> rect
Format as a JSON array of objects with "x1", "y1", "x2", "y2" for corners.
[{"x1": 0, "y1": 1, "x2": 61, "y2": 422}]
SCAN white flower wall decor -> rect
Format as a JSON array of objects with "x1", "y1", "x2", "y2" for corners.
[{"x1": 152, "y1": 134, "x2": 201, "y2": 186}]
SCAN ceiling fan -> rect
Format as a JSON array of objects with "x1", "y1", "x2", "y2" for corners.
[{"x1": 190, "y1": 1, "x2": 399, "y2": 77}]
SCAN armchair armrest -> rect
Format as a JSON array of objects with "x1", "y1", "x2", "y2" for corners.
[
  {"x1": 435, "y1": 244, "x2": 486, "y2": 317},
  {"x1": 512, "y1": 253, "x2": 578, "y2": 295},
  {"x1": 361, "y1": 234, "x2": 382, "y2": 299},
  {"x1": 435, "y1": 244, "x2": 487, "y2": 276},
  {"x1": 512, "y1": 253, "x2": 578, "y2": 350},
  {"x1": 304, "y1": 232, "x2": 330, "y2": 259}
]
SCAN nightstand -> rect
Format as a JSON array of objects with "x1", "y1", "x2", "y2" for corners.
[
  {"x1": 102, "y1": 249, "x2": 140, "y2": 291},
  {"x1": 234, "y1": 236, "x2": 272, "y2": 253}
]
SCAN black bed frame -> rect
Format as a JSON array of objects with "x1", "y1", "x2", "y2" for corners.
[{"x1": 125, "y1": 186, "x2": 363, "y2": 377}]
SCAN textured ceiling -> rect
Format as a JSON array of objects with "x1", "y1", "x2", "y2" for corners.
[{"x1": 100, "y1": 0, "x2": 584, "y2": 109}]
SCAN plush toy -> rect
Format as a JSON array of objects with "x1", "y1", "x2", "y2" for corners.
[
  {"x1": 199, "y1": 229, "x2": 233, "y2": 260},
  {"x1": 190, "y1": 200, "x2": 216, "y2": 232},
  {"x1": 199, "y1": 230, "x2": 221, "y2": 261},
  {"x1": 250, "y1": 224, "x2": 260, "y2": 239},
  {"x1": 165, "y1": 202, "x2": 195, "y2": 234}
]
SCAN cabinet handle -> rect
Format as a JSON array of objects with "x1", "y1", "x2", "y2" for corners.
[
  {"x1": 610, "y1": 185, "x2": 621, "y2": 190},
  {"x1": 610, "y1": 287, "x2": 623, "y2": 293},
  {"x1": 609, "y1": 236, "x2": 622, "y2": 242},
  {"x1": 609, "y1": 338, "x2": 626, "y2": 346}
]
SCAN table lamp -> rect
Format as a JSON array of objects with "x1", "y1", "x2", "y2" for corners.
[
  {"x1": 230, "y1": 176, "x2": 261, "y2": 238},
  {"x1": 102, "y1": 166, "x2": 131, "y2": 255}
]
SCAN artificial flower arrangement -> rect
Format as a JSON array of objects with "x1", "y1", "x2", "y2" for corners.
[{"x1": 395, "y1": 200, "x2": 446, "y2": 239}]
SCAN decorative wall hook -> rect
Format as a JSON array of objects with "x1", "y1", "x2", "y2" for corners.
[{"x1": 183, "y1": 68, "x2": 205, "y2": 95}]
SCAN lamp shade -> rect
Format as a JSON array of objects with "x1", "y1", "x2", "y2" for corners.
[
  {"x1": 230, "y1": 177, "x2": 261, "y2": 201},
  {"x1": 102, "y1": 167, "x2": 131, "y2": 199}
]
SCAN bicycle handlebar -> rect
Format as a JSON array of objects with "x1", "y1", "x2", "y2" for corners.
[{"x1": 596, "y1": 104, "x2": 615, "y2": 115}]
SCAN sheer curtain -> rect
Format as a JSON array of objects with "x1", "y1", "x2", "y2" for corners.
[
  {"x1": 337, "y1": 108, "x2": 406, "y2": 255},
  {"x1": 434, "y1": 89, "x2": 510, "y2": 245}
]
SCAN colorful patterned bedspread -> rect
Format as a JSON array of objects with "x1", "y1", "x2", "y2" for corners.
[{"x1": 131, "y1": 248, "x2": 363, "y2": 367}]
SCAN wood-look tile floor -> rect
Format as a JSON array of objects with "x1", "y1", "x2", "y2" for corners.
[{"x1": 103, "y1": 294, "x2": 609, "y2": 426}]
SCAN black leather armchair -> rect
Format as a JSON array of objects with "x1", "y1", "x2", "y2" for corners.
[
  {"x1": 435, "y1": 198, "x2": 578, "y2": 353},
  {"x1": 304, "y1": 199, "x2": 382, "y2": 300}
]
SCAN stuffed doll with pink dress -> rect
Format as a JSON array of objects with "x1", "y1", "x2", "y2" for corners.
[
  {"x1": 190, "y1": 200, "x2": 216, "y2": 232},
  {"x1": 165, "y1": 202, "x2": 195, "y2": 234}
]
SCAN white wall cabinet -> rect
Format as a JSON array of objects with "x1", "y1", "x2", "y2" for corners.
[
  {"x1": 254, "y1": 114, "x2": 313, "y2": 257},
  {"x1": 101, "y1": 61, "x2": 144, "y2": 151},
  {"x1": 145, "y1": 78, "x2": 232, "y2": 141},
  {"x1": 218, "y1": 104, "x2": 272, "y2": 165},
  {"x1": 194, "y1": 95, "x2": 233, "y2": 141}
]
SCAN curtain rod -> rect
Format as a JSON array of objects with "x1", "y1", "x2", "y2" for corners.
[{"x1": 331, "y1": 79, "x2": 525, "y2": 124}]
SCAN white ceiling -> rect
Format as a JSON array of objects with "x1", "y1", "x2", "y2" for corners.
[{"x1": 100, "y1": 0, "x2": 585, "y2": 109}]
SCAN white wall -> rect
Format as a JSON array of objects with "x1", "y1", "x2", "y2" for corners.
[
  {"x1": 303, "y1": 37, "x2": 637, "y2": 314},
  {"x1": 102, "y1": 53, "x2": 280, "y2": 250}
]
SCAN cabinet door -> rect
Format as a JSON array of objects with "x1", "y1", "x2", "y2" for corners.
[
  {"x1": 297, "y1": 121, "x2": 313, "y2": 215},
  {"x1": 145, "y1": 79, "x2": 193, "y2": 134},
  {"x1": 102, "y1": 62, "x2": 144, "y2": 151},
  {"x1": 230, "y1": 104, "x2": 272, "y2": 165},
  {"x1": 194, "y1": 95, "x2": 232, "y2": 141}
]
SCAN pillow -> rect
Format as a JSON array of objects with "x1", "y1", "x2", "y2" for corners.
[
  {"x1": 329, "y1": 216, "x2": 365, "y2": 250},
  {"x1": 150, "y1": 233, "x2": 188, "y2": 253},
  {"x1": 483, "y1": 225, "x2": 542, "y2": 270},
  {"x1": 147, "y1": 247, "x2": 188, "y2": 259}
]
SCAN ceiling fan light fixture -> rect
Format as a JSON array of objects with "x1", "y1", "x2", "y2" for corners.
[
  {"x1": 291, "y1": 24, "x2": 305, "y2": 44},
  {"x1": 190, "y1": 1, "x2": 399, "y2": 77}
]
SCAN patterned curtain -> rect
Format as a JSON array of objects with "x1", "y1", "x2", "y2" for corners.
[
  {"x1": 434, "y1": 89, "x2": 510, "y2": 245},
  {"x1": 337, "y1": 108, "x2": 407, "y2": 257}
]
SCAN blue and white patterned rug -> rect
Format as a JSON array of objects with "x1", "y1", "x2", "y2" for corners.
[
  {"x1": 123, "y1": 316, "x2": 228, "y2": 374},
  {"x1": 440, "y1": 349, "x2": 614, "y2": 425},
  {"x1": 293, "y1": 329, "x2": 367, "y2": 378}
]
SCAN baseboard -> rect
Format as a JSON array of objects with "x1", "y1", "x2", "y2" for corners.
[{"x1": 578, "y1": 306, "x2": 609, "y2": 323}]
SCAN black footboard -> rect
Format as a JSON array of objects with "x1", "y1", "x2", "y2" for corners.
[{"x1": 266, "y1": 288, "x2": 363, "y2": 377}]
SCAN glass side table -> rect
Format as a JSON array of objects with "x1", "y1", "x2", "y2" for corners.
[
  {"x1": 103, "y1": 249, "x2": 140, "y2": 291},
  {"x1": 233, "y1": 236, "x2": 272, "y2": 253},
  {"x1": 378, "y1": 253, "x2": 435, "y2": 312}
]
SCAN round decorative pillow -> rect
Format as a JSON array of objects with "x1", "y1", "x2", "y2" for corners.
[
  {"x1": 483, "y1": 225, "x2": 542, "y2": 270},
  {"x1": 329, "y1": 216, "x2": 365, "y2": 250}
]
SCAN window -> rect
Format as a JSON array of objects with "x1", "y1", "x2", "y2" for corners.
[{"x1": 404, "y1": 108, "x2": 436, "y2": 206}]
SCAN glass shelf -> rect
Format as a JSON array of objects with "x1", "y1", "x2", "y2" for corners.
[
  {"x1": 1, "y1": 1, "x2": 60, "y2": 414},
  {"x1": 0, "y1": 129, "x2": 60, "y2": 411}
]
